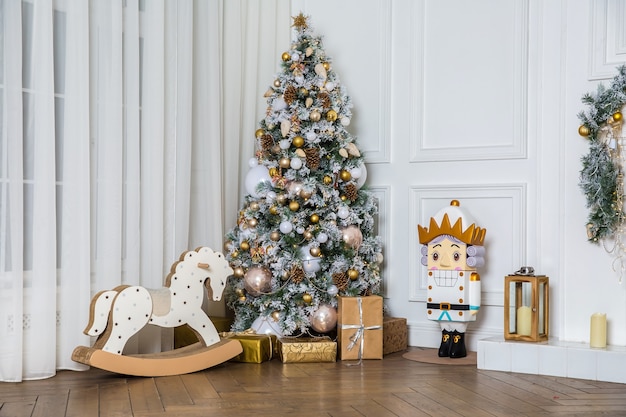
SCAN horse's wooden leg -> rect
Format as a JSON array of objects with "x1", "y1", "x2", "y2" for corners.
[
  {"x1": 101, "y1": 286, "x2": 153, "y2": 355},
  {"x1": 186, "y1": 315, "x2": 220, "y2": 347}
]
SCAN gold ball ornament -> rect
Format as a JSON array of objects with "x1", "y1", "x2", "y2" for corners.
[
  {"x1": 340, "y1": 170, "x2": 352, "y2": 181},
  {"x1": 269, "y1": 206, "x2": 279, "y2": 215},
  {"x1": 270, "y1": 231, "x2": 281, "y2": 241},
  {"x1": 281, "y1": 52, "x2": 291, "y2": 62},
  {"x1": 578, "y1": 125, "x2": 590, "y2": 137},
  {"x1": 299, "y1": 87, "x2": 309, "y2": 96},
  {"x1": 240, "y1": 241, "x2": 250, "y2": 251},
  {"x1": 309, "y1": 246, "x2": 321, "y2": 257},
  {"x1": 323, "y1": 62, "x2": 330, "y2": 71},
  {"x1": 292, "y1": 136, "x2": 305, "y2": 148},
  {"x1": 234, "y1": 267, "x2": 245, "y2": 277},
  {"x1": 235, "y1": 287, "x2": 244, "y2": 296},
  {"x1": 238, "y1": 295, "x2": 247, "y2": 302},
  {"x1": 341, "y1": 225, "x2": 363, "y2": 249},
  {"x1": 255, "y1": 129, "x2": 264, "y2": 139},
  {"x1": 323, "y1": 175, "x2": 333, "y2": 185},
  {"x1": 326, "y1": 109, "x2": 338, "y2": 122},
  {"x1": 309, "y1": 304, "x2": 337, "y2": 333},
  {"x1": 271, "y1": 311, "x2": 281, "y2": 322},
  {"x1": 279, "y1": 157, "x2": 291, "y2": 168},
  {"x1": 614, "y1": 111, "x2": 623, "y2": 122},
  {"x1": 231, "y1": 250, "x2": 239, "y2": 258},
  {"x1": 276, "y1": 194, "x2": 287, "y2": 205},
  {"x1": 300, "y1": 189, "x2": 312, "y2": 199},
  {"x1": 303, "y1": 230, "x2": 313, "y2": 240},
  {"x1": 243, "y1": 266, "x2": 272, "y2": 297},
  {"x1": 269, "y1": 167, "x2": 279, "y2": 177},
  {"x1": 310, "y1": 110, "x2": 321, "y2": 122},
  {"x1": 247, "y1": 218, "x2": 258, "y2": 228},
  {"x1": 289, "y1": 201, "x2": 300, "y2": 211},
  {"x1": 249, "y1": 202, "x2": 260, "y2": 211},
  {"x1": 302, "y1": 293, "x2": 313, "y2": 304},
  {"x1": 273, "y1": 79, "x2": 281, "y2": 88},
  {"x1": 348, "y1": 269, "x2": 359, "y2": 280},
  {"x1": 310, "y1": 213, "x2": 320, "y2": 223}
]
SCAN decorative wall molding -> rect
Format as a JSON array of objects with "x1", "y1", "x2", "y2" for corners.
[
  {"x1": 409, "y1": 0, "x2": 529, "y2": 162},
  {"x1": 408, "y1": 183, "x2": 527, "y2": 307},
  {"x1": 589, "y1": 0, "x2": 626, "y2": 80}
]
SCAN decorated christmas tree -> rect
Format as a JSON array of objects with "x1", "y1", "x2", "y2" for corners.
[{"x1": 224, "y1": 14, "x2": 384, "y2": 336}]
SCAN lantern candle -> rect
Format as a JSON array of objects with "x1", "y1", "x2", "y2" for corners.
[
  {"x1": 590, "y1": 313, "x2": 607, "y2": 348},
  {"x1": 517, "y1": 306, "x2": 532, "y2": 336}
]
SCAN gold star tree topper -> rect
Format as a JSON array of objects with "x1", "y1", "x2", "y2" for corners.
[{"x1": 292, "y1": 13, "x2": 309, "y2": 30}]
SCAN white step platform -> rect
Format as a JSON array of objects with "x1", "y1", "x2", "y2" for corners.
[{"x1": 477, "y1": 336, "x2": 626, "y2": 384}]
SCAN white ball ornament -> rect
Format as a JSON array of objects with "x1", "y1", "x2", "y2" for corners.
[
  {"x1": 337, "y1": 206, "x2": 350, "y2": 219},
  {"x1": 279, "y1": 221, "x2": 293, "y2": 234},
  {"x1": 325, "y1": 82, "x2": 335, "y2": 91},
  {"x1": 279, "y1": 139, "x2": 291, "y2": 150},
  {"x1": 266, "y1": 191, "x2": 277, "y2": 202},
  {"x1": 249, "y1": 158, "x2": 258, "y2": 168},
  {"x1": 251, "y1": 315, "x2": 284, "y2": 337},
  {"x1": 296, "y1": 226, "x2": 305, "y2": 234},
  {"x1": 327, "y1": 284, "x2": 339, "y2": 297},
  {"x1": 316, "y1": 232, "x2": 328, "y2": 243},
  {"x1": 306, "y1": 131, "x2": 317, "y2": 141},
  {"x1": 245, "y1": 165, "x2": 272, "y2": 198},
  {"x1": 290, "y1": 157, "x2": 303, "y2": 170},
  {"x1": 341, "y1": 117, "x2": 351, "y2": 127}
]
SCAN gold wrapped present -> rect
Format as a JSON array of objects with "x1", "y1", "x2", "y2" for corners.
[
  {"x1": 337, "y1": 295, "x2": 383, "y2": 361},
  {"x1": 277, "y1": 336, "x2": 337, "y2": 363},
  {"x1": 221, "y1": 331, "x2": 276, "y2": 363},
  {"x1": 383, "y1": 316, "x2": 408, "y2": 355},
  {"x1": 174, "y1": 316, "x2": 234, "y2": 348}
]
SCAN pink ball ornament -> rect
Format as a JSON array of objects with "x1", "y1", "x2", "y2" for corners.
[
  {"x1": 309, "y1": 304, "x2": 337, "y2": 333},
  {"x1": 244, "y1": 267, "x2": 272, "y2": 296},
  {"x1": 341, "y1": 225, "x2": 363, "y2": 250}
]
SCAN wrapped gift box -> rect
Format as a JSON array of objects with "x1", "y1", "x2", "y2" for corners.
[
  {"x1": 174, "y1": 316, "x2": 233, "y2": 348},
  {"x1": 337, "y1": 295, "x2": 383, "y2": 360},
  {"x1": 221, "y1": 332, "x2": 277, "y2": 363},
  {"x1": 277, "y1": 336, "x2": 337, "y2": 363},
  {"x1": 383, "y1": 316, "x2": 408, "y2": 355}
]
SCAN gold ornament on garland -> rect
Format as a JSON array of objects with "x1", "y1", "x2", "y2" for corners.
[{"x1": 578, "y1": 65, "x2": 626, "y2": 282}]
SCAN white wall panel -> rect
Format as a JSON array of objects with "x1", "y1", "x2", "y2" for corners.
[
  {"x1": 589, "y1": 0, "x2": 626, "y2": 79},
  {"x1": 410, "y1": 0, "x2": 529, "y2": 162}
]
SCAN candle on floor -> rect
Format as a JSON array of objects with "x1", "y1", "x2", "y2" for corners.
[
  {"x1": 590, "y1": 312, "x2": 607, "y2": 348},
  {"x1": 517, "y1": 306, "x2": 532, "y2": 336}
]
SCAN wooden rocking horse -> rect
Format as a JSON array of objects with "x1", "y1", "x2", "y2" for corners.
[{"x1": 71, "y1": 247, "x2": 243, "y2": 376}]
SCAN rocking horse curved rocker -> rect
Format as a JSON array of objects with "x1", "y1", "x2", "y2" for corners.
[{"x1": 71, "y1": 247, "x2": 243, "y2": 376}]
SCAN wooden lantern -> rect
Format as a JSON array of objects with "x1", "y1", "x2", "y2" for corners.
[{"x1": 504, "y1": 274, "x2": 549, "y2": 342}]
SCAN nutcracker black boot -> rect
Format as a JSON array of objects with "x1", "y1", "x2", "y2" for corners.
[
  {"x1": 449, "y1": 331, "x2": 467, "y2": 358},
  {"x1": 438, "y1": 330, "x2": 451, "y2": 357}
]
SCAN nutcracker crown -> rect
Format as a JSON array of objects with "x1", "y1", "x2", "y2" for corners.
[{"x1": 417, "y1": 200, "x2": 486, "y2": 246}]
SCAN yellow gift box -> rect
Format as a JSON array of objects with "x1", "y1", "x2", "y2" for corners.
[
  {"x1": 277, "y1": 336, "x2": 337, "y2": 363},
  {"x1": 337, "y1": 295, "x2": 383, "y2": 361},
  {"x1": 221, "y1": 332, "x2": 276, "y2": 363}
]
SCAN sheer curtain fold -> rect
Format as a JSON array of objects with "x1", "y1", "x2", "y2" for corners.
[{"x1": 0, "y1": 0, "x2": 283, "y2": 382}]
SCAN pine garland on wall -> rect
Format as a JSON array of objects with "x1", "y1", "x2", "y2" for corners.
[{"x1": 578, "y1": 65, "x2": 626, "y2": 280}]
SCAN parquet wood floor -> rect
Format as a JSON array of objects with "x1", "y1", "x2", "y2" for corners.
[{"x1": 2, "y1": 347, "x2": 626, "y2": 417}]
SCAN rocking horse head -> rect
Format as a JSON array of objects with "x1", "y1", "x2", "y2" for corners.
[{"x1": 172, "y1": 246, "x2": 233, "y2": 301}]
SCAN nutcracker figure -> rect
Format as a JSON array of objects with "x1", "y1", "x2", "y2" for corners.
[{"x1": 418, "y1": 200, "x2": 487, "y2": 358}]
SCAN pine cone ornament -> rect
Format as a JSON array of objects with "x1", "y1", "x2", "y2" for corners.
[
  {"x1": 344, "y1": 183, "x2": 358, "y2": 201},
  {"x1": 290, "y1": 266, "x2": 305, "y2": 284},
  {"x1": 284, "y1": 85, "x2": 297, "y2": 105},
  {"x1": 304, "y1": 148, "x2": 320, "y2": 170},
  {"x1": 260, "y1": 134, "x2": 274, "y2": 151},
  {"x1": 317, "y1": 91, "x2": 331, "y2": 108},
  {"x1": 332, "y1": 271, "x2": 349, "y2": 292}
]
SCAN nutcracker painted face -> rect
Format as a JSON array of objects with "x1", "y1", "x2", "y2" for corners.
[{"x1": 418, "y1": 200, "x2": 486, "y2": 270}]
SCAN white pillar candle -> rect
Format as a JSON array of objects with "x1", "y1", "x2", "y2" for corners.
[
  {"x1": 590, "y1": 313, "x2": 607, "y2": 348},
  {"x1": 517, "y1": 306, "x2": 532, "y2": 336}
]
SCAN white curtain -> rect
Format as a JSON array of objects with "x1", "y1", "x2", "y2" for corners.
[{"x1": 0, "y1": 0, "x2": 289, "y2": 382}]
